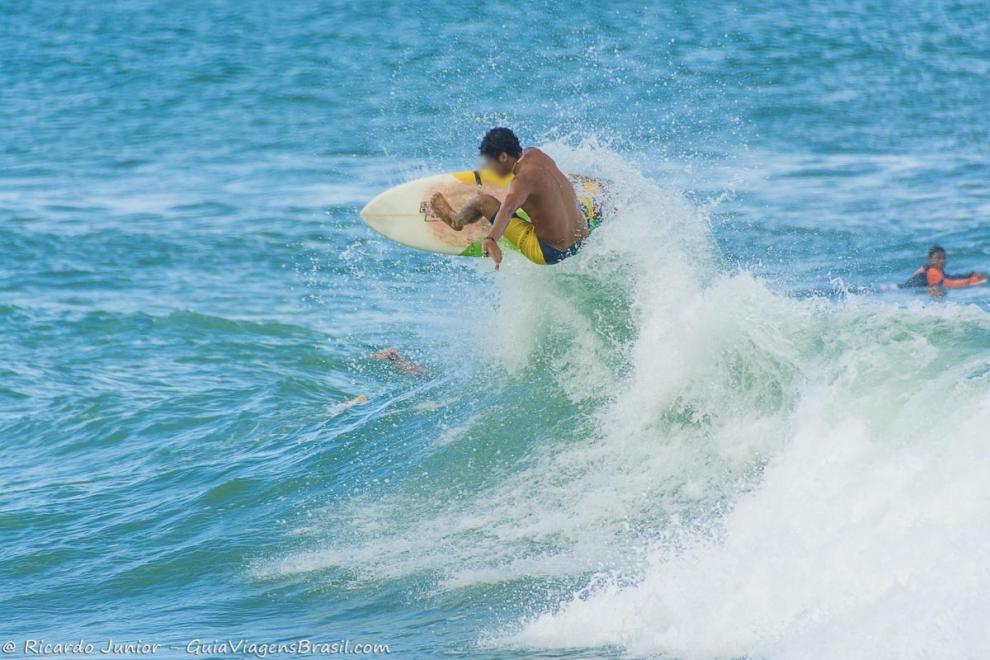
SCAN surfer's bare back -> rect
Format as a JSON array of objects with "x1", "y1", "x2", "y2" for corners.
[{"x1": 430, "y1": 128, "x2": 589, "y2": 269}]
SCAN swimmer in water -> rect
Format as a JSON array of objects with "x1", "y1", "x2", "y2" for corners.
[
  {"x1": 333, "y1": 350, "x2": 422, "y2": 416},
  {"x1": 901, "y1": 245, "x2": 987, "y2": 296},
  {"x1": 369, "y1": 347, "x2": 426, "y2": 375}
]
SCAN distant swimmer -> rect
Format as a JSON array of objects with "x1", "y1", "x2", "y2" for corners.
[
  {"x1": 369, "y1": 347, "x2": 427, "y2": 375},
  {"x1": 901, "y1": 245, "x2": 988, "y2": 295},
  {"x1": 429, "y1": 127, "x2": 589, "y2": 270},
  {"x1": 331, "y1": 350, "x2": 423, "y2": 417}
]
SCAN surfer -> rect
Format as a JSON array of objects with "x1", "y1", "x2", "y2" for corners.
[
  {"x1": 901, "y1": 245, "x2": 987, "y2": 295},
  {"x1": 429, "y1": 127, "x2": 588, "y2": 270}
]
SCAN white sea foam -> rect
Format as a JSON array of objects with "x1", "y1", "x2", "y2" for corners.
[
  {"x1": 264, "y1": 142, "x2": 990, "y2": 659},
  {"x1": 502, "y1": 143, "x2": 990, "y2": 659}
]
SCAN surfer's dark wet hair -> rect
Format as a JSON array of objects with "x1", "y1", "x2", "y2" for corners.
[
  {"x1": 479, "y1": 127, "x2": 522, "y2": 160},
  {"x1": 929, "y1": 245, "x2": 946, "y2": 258}
]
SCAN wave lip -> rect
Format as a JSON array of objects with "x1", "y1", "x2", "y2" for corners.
[
  {"x1": 246, "y1": 142, "x2": 990, "y2": 660},
  {"x1": 505, "y1": 282, "x2": 990, "y2": 658}
]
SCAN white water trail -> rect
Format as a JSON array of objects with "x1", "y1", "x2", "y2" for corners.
[
  {"x1": 265, "y1": 141, "x2": 990, "y2": 659},
  {"x1": 504, "y1": 143, "x2": 990, "y2": 659}
]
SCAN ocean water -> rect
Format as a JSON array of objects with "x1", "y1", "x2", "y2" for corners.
[{"x1": 4, "y1": 1, "x2": 990, "y2": 658}]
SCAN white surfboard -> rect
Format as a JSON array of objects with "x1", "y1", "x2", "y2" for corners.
[{"x1": 359, "y1": 170, "x2": 603, "y2": 257}]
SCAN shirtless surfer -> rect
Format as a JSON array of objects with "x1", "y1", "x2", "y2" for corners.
[{"x1": 430, "y1": 127, "x2": 589, "y2": 269}]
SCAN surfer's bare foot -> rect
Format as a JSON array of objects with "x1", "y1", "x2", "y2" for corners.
[{"x1": 430, "y1": 193, "x2": 460, "y2": 230}]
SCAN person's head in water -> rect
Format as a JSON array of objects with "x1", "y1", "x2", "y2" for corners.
[
  {"x1": 479, "y1": 127, "x2": 522, "y2": 177},
  {"x1": 928, "y1": 245, "x2": 947, "y2": 270}
]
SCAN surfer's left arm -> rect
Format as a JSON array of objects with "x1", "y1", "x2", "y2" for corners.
[
  {"x1": 484, "y1": 178, "x2": 531, "y2": 270},
  {"x1": 942, "y1": 272, "x2": 988, "y2": 288}
]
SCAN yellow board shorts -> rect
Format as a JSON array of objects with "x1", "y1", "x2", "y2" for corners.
[{"x1": 497, "y1": 205, "x2": 593, "y2": 265}]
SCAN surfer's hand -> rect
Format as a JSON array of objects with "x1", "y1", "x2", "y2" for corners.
[{"x1": 483, "y1": 237, "x2": 502, "y2": 271}]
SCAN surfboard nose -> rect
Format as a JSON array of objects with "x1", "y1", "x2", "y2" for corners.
[
  {"x1": 358, "y1": 192, "x2": 390, "y2": 231},
  {"x1": 358, "y1": 190, "x2": 384, "y2": 219},
  {"x1": 356, "y1": 172, "x2": 488, "y2": 255}
]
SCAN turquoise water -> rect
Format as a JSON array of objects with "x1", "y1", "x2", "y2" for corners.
[{"x1": 4, "y1": 2, "x2": 990, "y2": 658}]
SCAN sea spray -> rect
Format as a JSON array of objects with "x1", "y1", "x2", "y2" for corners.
[
  {"x1": 502, "y1": 155, "x2": 990, "y2": 659},
  {"x1": 264, "y1": 144, "x2": 990, "y2": 659},
  {"x1": 263, "y1": 143, "x2": 804, "y2": 600}
]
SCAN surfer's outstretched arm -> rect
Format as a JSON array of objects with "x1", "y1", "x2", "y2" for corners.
[
  {"x1": 942, "y1": 272, "x2": 988, "y2": 288},
  {"x1": 484, "y1": 179, "x2": 531, "y2": 270}
]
